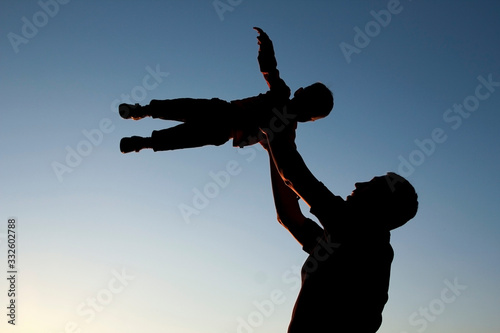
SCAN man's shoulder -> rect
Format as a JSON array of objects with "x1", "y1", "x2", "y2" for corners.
[{"x1": 308, "y1": 182, "x2": 346, "y2": 215}]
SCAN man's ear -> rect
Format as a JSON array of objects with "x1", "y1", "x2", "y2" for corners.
[{"x1": 385, "y1": 172, "x2": 405, "y2": 193}]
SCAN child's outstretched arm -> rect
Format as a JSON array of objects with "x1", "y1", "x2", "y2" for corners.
[
  {"x1": 253, "y1": 27, "x2": 288, "y2": 93},
  {"x1": 253, "y1": 27, "x2": 277, "y2": 73}
]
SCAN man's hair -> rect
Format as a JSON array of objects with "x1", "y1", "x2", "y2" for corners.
[
  {"x1": 385, "y1": 172, "x2": 418, "y2": 230},
  {"x1": 303, "y1": 82, "x2": 334, "y2": 118}
]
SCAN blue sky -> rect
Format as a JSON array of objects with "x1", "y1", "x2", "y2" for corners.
[{"x1": 1, "y1": 0, "x2": 499, "y2": 332}]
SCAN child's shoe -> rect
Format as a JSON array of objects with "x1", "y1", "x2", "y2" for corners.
[
  {"x1": 120, "y1": 136, "x2": 146, "y2": 153},
  {"x1": 119, "y1": 103, "x2": 148, "y2": 120}
]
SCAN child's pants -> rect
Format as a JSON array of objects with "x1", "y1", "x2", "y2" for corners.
[{"x1": 145, "y1": 98, "x2": 236, "y2": 151}]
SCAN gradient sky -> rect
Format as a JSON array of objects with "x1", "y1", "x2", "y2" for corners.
[{"x1": 1, "y1": 1, "x2": 499, "y2": 332}]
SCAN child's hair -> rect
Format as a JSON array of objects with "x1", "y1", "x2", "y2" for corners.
[
  {"x1": 310, "y1": 82, "x2": 334, "y2": 116},
  {"x1": 297, "y1": 82, "x2": 334, "y2": 120}
]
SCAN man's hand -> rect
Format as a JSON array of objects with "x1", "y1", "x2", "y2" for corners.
[
  {"x1": 259, "y1": 136, "x2": 271, "y2": 151},
  {"x1": 260, "y1": 120, "x2": 298, "y2": 151}
]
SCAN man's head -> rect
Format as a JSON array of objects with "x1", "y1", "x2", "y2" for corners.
[
  {"x1": 289, "y1": 82, "x2": 334, "y2": 122},
  {"x1": 346, "y1": 172, "x2": 418, "y2": 230}
]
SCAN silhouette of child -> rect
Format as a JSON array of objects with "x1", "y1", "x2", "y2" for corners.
[{"x1": 119, "y1": 27, "x2": 333, "y2": 153}]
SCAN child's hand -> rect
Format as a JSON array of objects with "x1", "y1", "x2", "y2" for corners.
[
  {"x1": 253, "y1": 27, "x2": 269, "y2": 45},
  {"x1": 253, "y1": 27, "x2": 277, "y2": 72}
]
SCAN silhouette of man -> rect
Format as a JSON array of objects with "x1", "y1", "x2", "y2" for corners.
[
  {"x1": 119, "y1": 27, "x2": 333, "y2": 153},
  {"x1": 261, "y1": 125, "x2": 418, "y2": 332}
]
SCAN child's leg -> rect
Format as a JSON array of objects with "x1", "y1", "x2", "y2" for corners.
[
  {"x1": 150, "y1": 122, "x2": 232, "y2": 151},
  {"x1": 120, "y1": 121, "x2": 233, "y2": 153},
  {"x1": 146, "y1": 98, "x2": 232, "y2": 122}
]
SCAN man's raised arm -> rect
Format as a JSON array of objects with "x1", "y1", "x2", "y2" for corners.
[
  {"x1": 264, "y1": 139, "x2": 323, "y2": 251},
  {"x1": 264, "y1": 126, "x2": 326, "y2": 210}
]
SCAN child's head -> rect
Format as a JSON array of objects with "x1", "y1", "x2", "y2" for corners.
[{"x1": 290, "y1": 82, "x2": 334, "y2": 122}]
